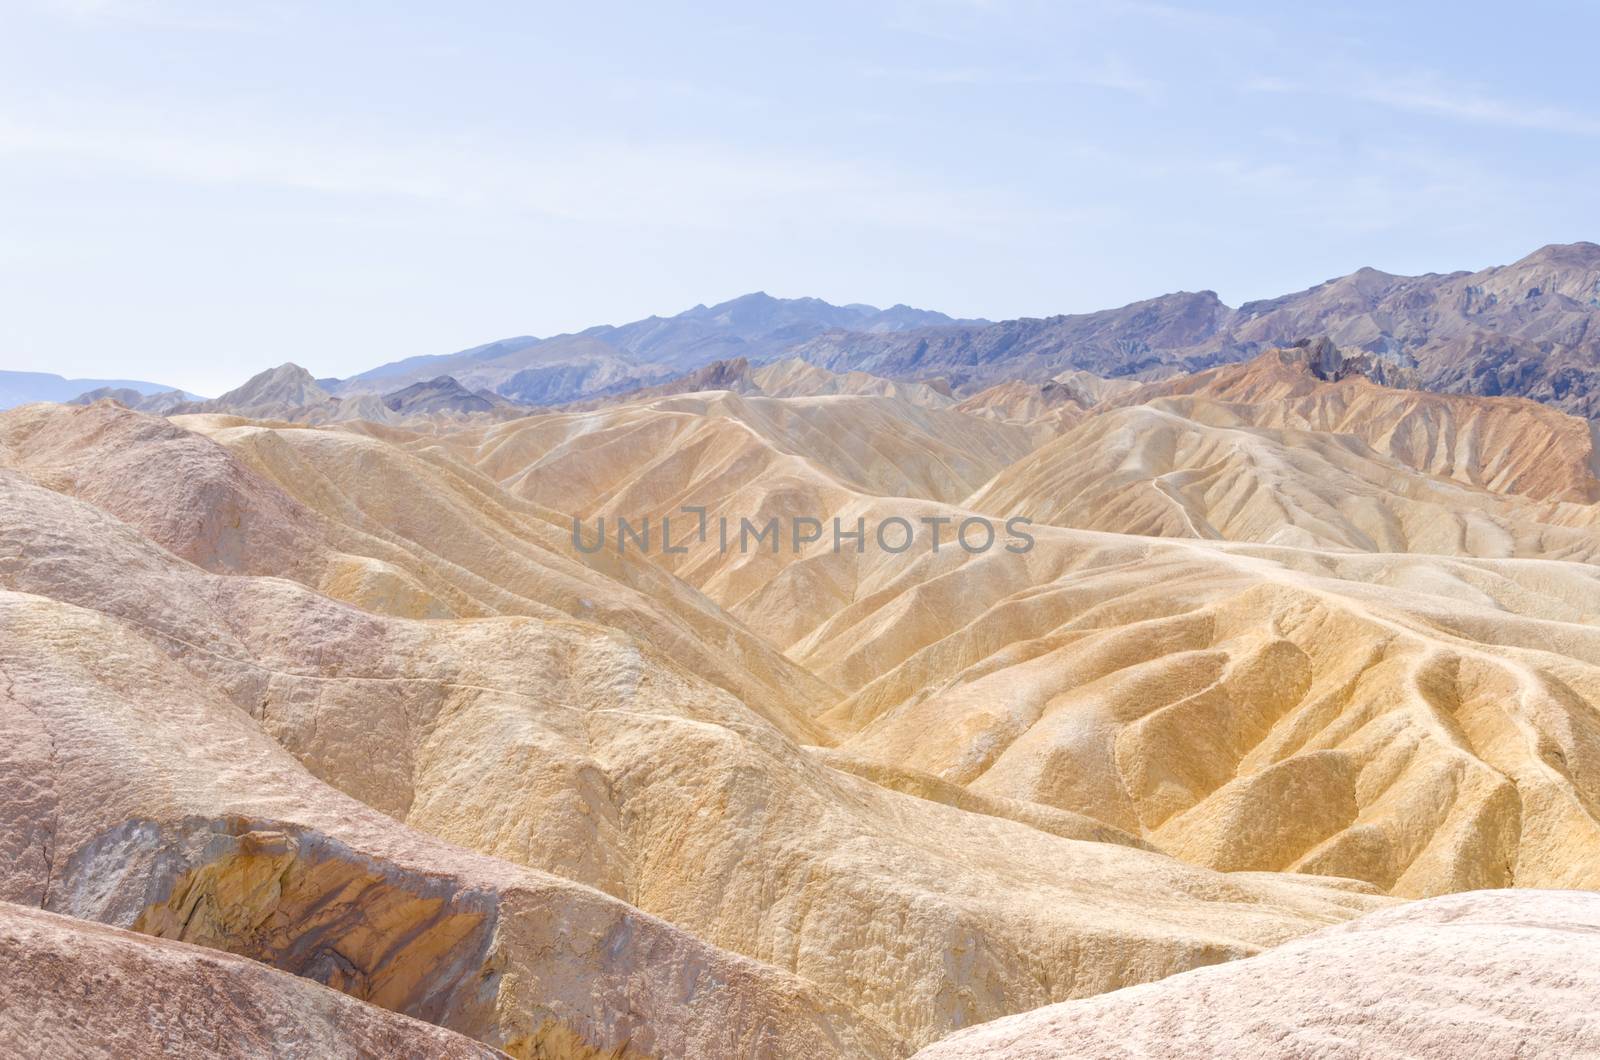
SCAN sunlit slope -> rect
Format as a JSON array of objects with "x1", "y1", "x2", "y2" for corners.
[
  {"x1": 0, "y1": 462, "x2": 1385, "y2": 1052},
  {"x1": 1118, "y1": 347, "x2": 1600, "y2": 503},
  {"x1": 11, "y1": 347, "x2": 1600, "y2": 1054},
  {"x1": 450, "y1": 388, "x2": 1035, "y2": 512},
  {"x1": 328, "y1": 358, "x2": 1600, "y2": 904},
  {"x1": 814, "y1": 528, "x2": 1600, "y2": 896},
  {"x1": 417, "y1": 375, "x2": 1600, "y2": 904},
  {"x1": 751, "y1": 357, "x2": 956, "y2": 406},
  {"x1": 965, "y1": 402, "x2": 1600, "y2": 559},
  {"x1": 374, "y1": 359, "x2": 1600, "y2": 906},
  {"x1": 966, "y1": 350, "x2": 1600, "y2": 558},
  {"x1": 0, "y1": 400, "x2": 837, "y2": 740},
  {"x1": 0, "y1": 492, "x2": 893, "y2": 1057},
  {"x1": 424, "y1": 387, "x2": 1039, "y2": 611}
]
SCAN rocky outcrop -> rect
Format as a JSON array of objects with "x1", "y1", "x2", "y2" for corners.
[
  {"x1": 556, "y1": 356, "x2": 958, "y2": 411},
  {"x1": 0, "y1": 900, "x2": 505, "y2": 1059},
  {"x1": 125, "y1": 822, "x2": 498, "y2": 1029},
  {"x1": 1281, "y1": 335, "x2": 1419, "y2": 388}
]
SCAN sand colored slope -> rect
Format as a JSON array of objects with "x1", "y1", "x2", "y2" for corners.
[
  {"x1": 0, "y1": 466, "x2": 1386, "y2": 1052},
  {"x1": 452, "y1": 388, "x2": 1035, "y2": 512},
  {"x1": 10, "y1": 345, "x2": 1600, "y2": 1056},
  {"x1": 210, "y1": 373, "x2": 1600, "y2": 907},
  {"x1": 549, "y1": 356, "x2": 957, "y2": 413},
  {"x1": 415, "y1": 387, "x2": 1038, "y2": 613},
  {"x1": 953, "y1": 369, "x2": 1140, "y2": 437},
  {"x1": 965, "y1": 348, "x2": 1600, "y2": 559},
  {"x1": 0, "y1": 581, "x2": 894, "y2": 1057},
  {"x1": 614, "y1": 425, "x2": 1600, "y2": 904},
  {"x1": 0, "y1": 901, "x2": 505, "y2": 1059},
  {"x1": 383, "y1": 355, "x2": 1600, "y2": 908},
  {"x1": 750, "y1": 357, "x2": 955, "y2": 406},
  {"x1": 816, "y1": 527, "x2": 1600, "y2": 897},
  {"x1": 0, "y1": 400, "x2": 837, "y2": 741},
  {"x1": 1118, "y1": 346, "x2": 1600, "y2": 504},
  {"x1": 912, "y1": 889, "x2": 1600, "y2": 1059},
  {"x1": 242, "y1": 358, "x2": 1600, "y2": 906},
  {"x1": 965, "y1": 402, "x2": 1600, "y2": 560}
]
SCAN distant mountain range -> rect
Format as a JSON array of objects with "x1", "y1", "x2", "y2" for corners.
[
  {"x1": 0, "y1": 372, "x2": 200, "y2": 411},
  {"x1": 334, "y1": 292, "x2": 987, "y2": 405},
  {"x1": 20, "y1": 242, "x2": 1600, "y2": 418},
  {"x1": 791, "y1": 242, "x2": 1600, "y2": 415},
  {"x1": 328, "y1": 242, "x2": 1600, "y2": 416},
  {"x1": 164, "y1": 363, "x2": 521, "y2": 425}
]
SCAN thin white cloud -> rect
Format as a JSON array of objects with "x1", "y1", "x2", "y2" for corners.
[
  {"x1": 861, "y1": 65, "x2": 1045, "y2": 86},
  {"x1": 1356, "y1": 81, "x2": 1600, "y2": 137},
  {"x1": 1241, "y1": 74, "x2": 1301, "y2": 95},
  {"x1": 0, "y1": 97, "x2": 1104, "y2": 239},
  {"x1": 861, "y1": 59, "x2": 1161, "y2": 100},
  {"x1": 1075, "y1": 57, "x2": 1163, "y2": 100},
  {"x1": 1104, "y1": 0, "x2": 1270, "y2": 35},
  {"x1": 24, "y1": 0, "x2": 265, "y2": 31},
  {"x1": 1054, "y1": 134, "x2": 1524, "y2": 240},
  {"x1": 1247, "y1": 69, "x2": 1600, "y2": 138}
]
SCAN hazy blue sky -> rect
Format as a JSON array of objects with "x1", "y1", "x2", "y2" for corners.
[{"x1": 3, "y1": 0, "x2": 1597, "y2": 394}]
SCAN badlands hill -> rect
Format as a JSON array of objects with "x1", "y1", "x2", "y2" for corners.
[
  {"x1": 7, "y1": 343, "x2": 1600, "y2": 1056},
  {"x1": 966, "y1": 341, "x2": 1600, "y2": 559},
  {"x1": 554, "y1": 356, "x2": 957, "y2": 412},
  {"x1": 0, "y1": 398, "x2": 1387, "y2": 1057}
]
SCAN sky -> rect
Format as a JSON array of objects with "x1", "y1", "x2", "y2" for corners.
[{"x1": 2, "y1": 0, "x2": 1598, "y2": 395}]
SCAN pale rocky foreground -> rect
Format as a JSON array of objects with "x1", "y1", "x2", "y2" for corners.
[
  {"x1": 4, "y1": 345, "x2": 1600, "y2": 1056},
  {"x1": 911, "y1": 890, "x2": 1600, "y2": 1059}
]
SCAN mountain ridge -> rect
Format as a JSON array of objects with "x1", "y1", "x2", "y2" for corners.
[
  {"x1": 21, "y1": 241, "x2": 1600, "y2": 419},
  {"x1": 789, "y1": 242, "x2": 1600, "y2": 414},
  {"x1": 333, "y1": 292, "x2": 986, "y2": 405}
]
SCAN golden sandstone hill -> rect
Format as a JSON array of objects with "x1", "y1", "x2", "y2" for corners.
[{"x1": 5, "y1": 345, "x2": 1600, "y2": 1057}]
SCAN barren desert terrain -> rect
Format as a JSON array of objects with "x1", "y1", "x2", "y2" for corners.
[{"x1": 6, "y1": 336, "x2": 1600, "y2": 1057}]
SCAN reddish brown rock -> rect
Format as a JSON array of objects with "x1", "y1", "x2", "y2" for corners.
[{"x1": 0, "y1": 900, "x2": 504, "y2": 1059}]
